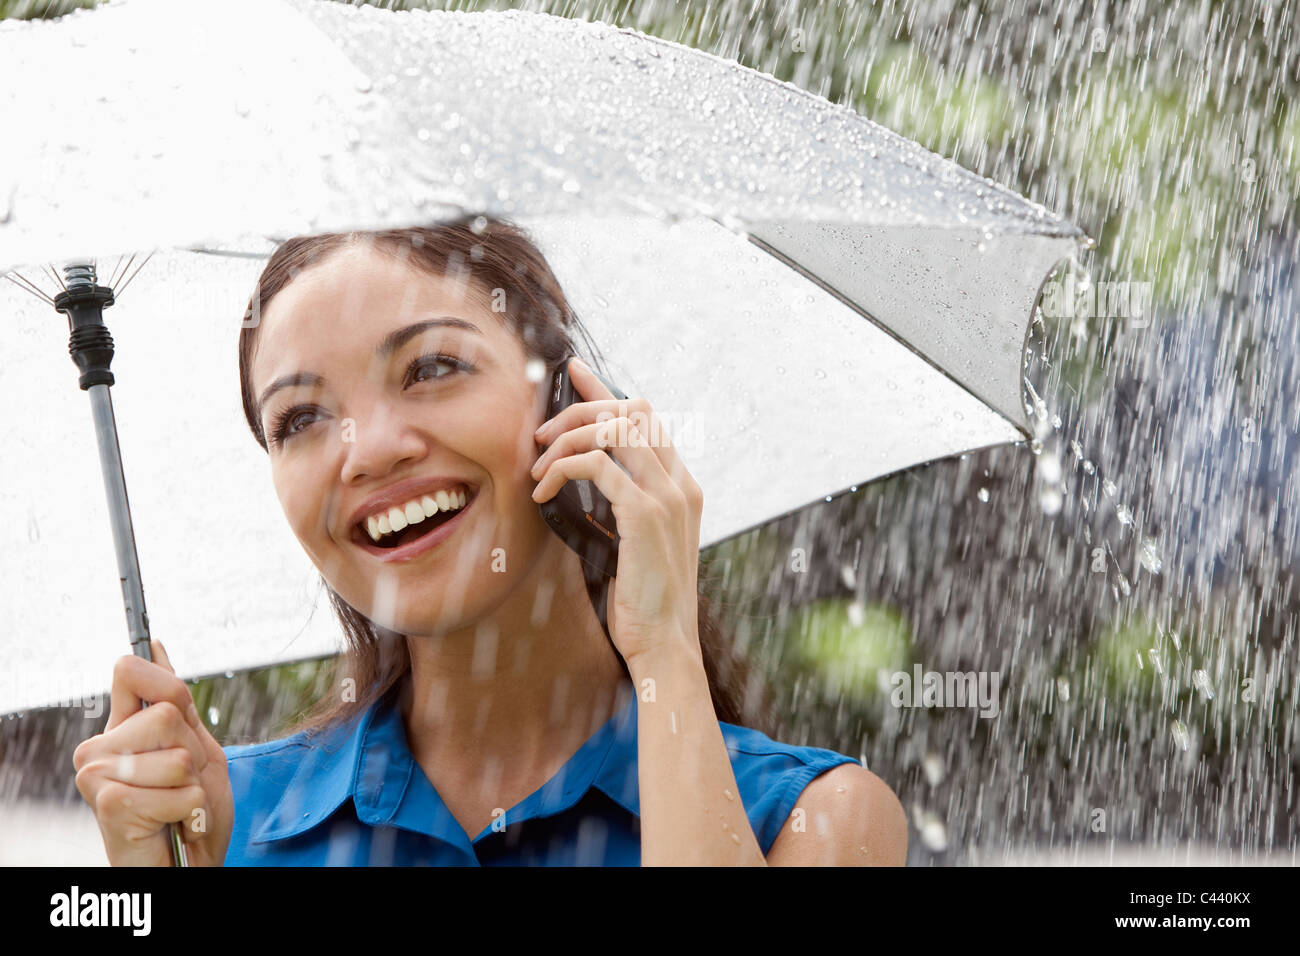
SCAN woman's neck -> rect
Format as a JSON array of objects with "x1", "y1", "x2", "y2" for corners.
[{"x1": 397, "y1": 544, "x2": 632, "y2": 829}]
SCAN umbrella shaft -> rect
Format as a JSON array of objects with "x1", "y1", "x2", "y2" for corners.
[
  {"x1": 86, "y1": 384, "x2": 188, "y2": 867},
  {"x1": 86, "y1": 385, "x2": 151, "y2": 655}
]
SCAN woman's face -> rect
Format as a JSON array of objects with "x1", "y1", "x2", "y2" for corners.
[{"x1": 249, "y1": 240, "x2": 558, "y2": 636}]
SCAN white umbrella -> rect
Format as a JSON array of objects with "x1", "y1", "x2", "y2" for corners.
[{"x1": 0, "y1": 0, "x2": 1085, "y2": 715}]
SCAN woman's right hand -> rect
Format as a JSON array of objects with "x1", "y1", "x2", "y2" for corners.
[{"x1": 73, "y1": 639, "x2": 233, "y2": 866}]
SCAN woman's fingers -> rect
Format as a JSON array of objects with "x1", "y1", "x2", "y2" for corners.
[
  {"x1": 539, "y1": 393, "x2": 681, "y2": 472},
  {"x1": 539, "y1": 363, "x2": 702, "y2": 502},
  {"x1": 79, "y1": 698, "x2": 209, "y2": 777},
  {"x1": 532, "y1": 417, "x2": 679, "y2": 503},
  {"x1": 106, "y1": 650, "x2": 204, "y2": 736},
  {"x1": 86, "y1": 747, "x2": 201, "y2": 789},
  {"x1": 532, "y1": 447, "x2": 644, "y2": 511},
  {"x1": 92, "y1": 780, "x2": 209, "y2": 841},
  {"x1": 562, "y1": 356, "x2": 612, "y2": 400},
  {"x1": 533, "y1": 390, "x2": 704, "y2": 575},
  {"x1": 152, "y1": 639, "x2": 175, "y2": 673},
  {"x1": 76, "y1": 641, "x2": 235, "y2": 866},
  {"x1": 533, "y1": 360, "x2": 706, "y2": 579}
]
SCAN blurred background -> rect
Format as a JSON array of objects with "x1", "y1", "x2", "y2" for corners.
[{"x1": 2, "y1": 0, "x2": 1297, "y2": 865}]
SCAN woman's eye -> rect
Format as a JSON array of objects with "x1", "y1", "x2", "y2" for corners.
[
  {"x1": 407, "y1": 353, "x2": 469, "y2": 386},
  {"x1": 287, "y1": 410, "x2": 317, "y2": 434},
  {"x1": 270, "y1": 407, "x2": 321, "y2": 445}
]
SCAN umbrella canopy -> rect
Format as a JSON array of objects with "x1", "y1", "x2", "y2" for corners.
[{"x1": 0, "y1": 0, "x2": 1084, "y2": 714}]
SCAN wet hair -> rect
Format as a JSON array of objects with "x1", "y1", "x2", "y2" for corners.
[{"x1": 237, "y1": 213, "x2": 757, "y2": 736}]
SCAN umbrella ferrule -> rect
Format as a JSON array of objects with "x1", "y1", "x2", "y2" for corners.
[{"x1": 53, "y1": 278, "x2": 117, "y2": 391}]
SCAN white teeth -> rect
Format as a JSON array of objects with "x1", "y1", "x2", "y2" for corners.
[
  {"x1": 387, "y1": 506, "x2": 408, "y2": 532},
  {"x1": 362, "y1": 486, "x2": 472, "y2": 543}
]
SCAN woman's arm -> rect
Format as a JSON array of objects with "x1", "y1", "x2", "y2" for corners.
[
  {"x1": 536, "y1": 356, "x2": 884, "y2": 865},
  {"x1": 627, "y1": 637, "x2": 768, "y2": 866}
]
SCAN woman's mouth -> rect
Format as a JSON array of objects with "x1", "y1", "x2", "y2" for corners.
[{"x1": 349, "y1": 486, "x2": 478, "y2": 562}]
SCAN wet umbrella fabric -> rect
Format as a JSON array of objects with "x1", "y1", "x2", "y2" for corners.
[{"x1": 0, "y1": 0, "x2": 1084, "y2": 713}]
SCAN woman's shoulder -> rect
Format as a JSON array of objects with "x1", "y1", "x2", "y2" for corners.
[{"x1": 714, "y1": 718, "x2": 863, "y2": 853}]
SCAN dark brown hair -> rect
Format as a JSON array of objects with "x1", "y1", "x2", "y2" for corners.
[{"x1": 238, "y1": 213, "x2": 760, "y2": 737}]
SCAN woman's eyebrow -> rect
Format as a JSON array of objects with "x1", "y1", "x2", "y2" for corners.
[{"x1": 257, "y1": 315, "x2": 482, "y2": 417}]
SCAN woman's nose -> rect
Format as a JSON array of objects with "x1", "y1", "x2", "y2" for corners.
[{"x1": 338, "y1": 404, "x2": 429, "y2": 484}]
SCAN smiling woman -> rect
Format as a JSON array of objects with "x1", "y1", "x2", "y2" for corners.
[{"x1": 73, "y1": 213, "x2": 906, "y2": 867}]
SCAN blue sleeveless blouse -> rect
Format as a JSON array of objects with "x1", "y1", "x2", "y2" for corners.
[{"x1": 221, "y1": 684, "x2": 860, "y2": 865}]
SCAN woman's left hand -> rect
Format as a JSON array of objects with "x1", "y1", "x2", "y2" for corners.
[{"x1": 530, "y1": 356, "x2": 704, "y2": 667}]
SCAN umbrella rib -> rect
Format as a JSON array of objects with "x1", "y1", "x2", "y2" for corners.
[
  {"x1": 179, "y1": 245, "x2": 273, "y2": 260},
  {"x1": 111, "y1": 252, "x2": 137, "y2": 290},
  {"x1": 745, "y1": 229, "x2": 1032, "y2": 440},
  {"x1": 115, "y1": 249, "x2": 156, "y2": 298},
  {"x1": 3, "y1": 271, "x2": 56, "y2": 306},
  {"x1": 43, "y1": 264, "x2": 68, "y2": 293}
]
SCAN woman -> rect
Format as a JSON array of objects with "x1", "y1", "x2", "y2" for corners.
[{"x1": 73, "y1": 215, "x2": 907, "y2": 866}]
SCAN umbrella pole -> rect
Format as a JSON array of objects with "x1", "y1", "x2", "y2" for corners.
[{"x1": 54, "y1": 263, "x2": 189, "y2": 868}]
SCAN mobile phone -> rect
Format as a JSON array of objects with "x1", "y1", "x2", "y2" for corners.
[{"x1": 537, "y1": 353, "x2": 629, "y2": 582}]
